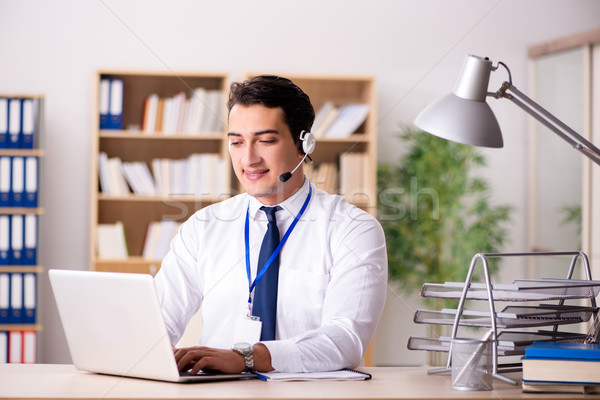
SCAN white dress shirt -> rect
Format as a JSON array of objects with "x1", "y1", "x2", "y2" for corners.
[{"x1": 154, "y1": 177, "x2": 388, "y2": 372}]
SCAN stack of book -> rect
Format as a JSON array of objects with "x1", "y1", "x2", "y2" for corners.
[
  {"x1": 99, "y1": 78, "x2": 124, "y2": 130},
  {"x1": 96, "y1": 221, "x2": 128, "y2": 260},
  {"x1": 312, "y1": 102, "x2": 369, "y2": 138},
  {"x1": 339, "y1": 152, "x2": 369, "y2": 200},
  {"x1": 304, "y1": 162, "x2": 338, "y2": 195},
  {"x1": 142, "y1": 221, "x2": 180, "y2": 261},
  {"x1": 0, "y1": 271, "x2": 37, "y2": 363},
  {"x1": 521, "y1": 341, "x2": 600, "y2": 394},
  {"x1": 0, "y1": 97, "x2": 39, "y2": 149},
  {"x1": 98, "y1": 152, "x2": 227, "y2": 199},
  {"x1": 141, "y1": 88, "x2": 224, "y2": 135}
]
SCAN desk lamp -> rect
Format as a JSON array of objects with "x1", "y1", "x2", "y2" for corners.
[
  {"x1": 414, "y1": 54, "x2": 600, "y2": 165},
  {"x1": 413, "y1": 55, "x2": 600, "y2": 385}
]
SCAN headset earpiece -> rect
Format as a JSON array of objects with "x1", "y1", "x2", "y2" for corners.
[{"x1": 299, "y1": 130, "x2": 316, "y2": 155}]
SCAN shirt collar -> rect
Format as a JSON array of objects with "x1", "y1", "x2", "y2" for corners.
[{"x1": 247, "y1": 175, "x2": 312, "y2": 222}]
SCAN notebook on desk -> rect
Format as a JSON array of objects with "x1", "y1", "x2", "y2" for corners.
[{"x1": 48, "y1": 269, "x2": 255, "y2": 383}]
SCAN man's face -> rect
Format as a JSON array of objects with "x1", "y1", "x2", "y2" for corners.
[{"x1": 228, "y1": 104, "x2": 304, "y2": 205}]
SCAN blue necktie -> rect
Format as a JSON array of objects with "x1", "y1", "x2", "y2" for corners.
[{"x1": 253, "y1": 205, "x2": 282, "y2": 341}]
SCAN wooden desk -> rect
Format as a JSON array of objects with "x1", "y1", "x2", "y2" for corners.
[{"x1": 0, "y1": 364, "x2": 595, "y2": 399}]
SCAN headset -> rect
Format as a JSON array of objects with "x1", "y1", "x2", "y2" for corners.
[{"x1": 279, "y1": 130, "x2": 315, "y2": 182}]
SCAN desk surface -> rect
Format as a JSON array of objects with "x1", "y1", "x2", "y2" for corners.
[{"x1": 0, "y1": 364, "x2": 595, "y2": 399}]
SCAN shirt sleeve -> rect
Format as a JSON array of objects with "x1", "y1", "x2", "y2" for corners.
[
  {"x1": 154, "y1": 216, "x2": 205, "y2": 345},
  {"x1": 263, "y1": 212, "x2": 388, "y2": 372}
]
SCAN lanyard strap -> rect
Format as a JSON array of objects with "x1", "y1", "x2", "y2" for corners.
[{"x1": 244, "y1": 185, "x2": 312, "y2": 304}]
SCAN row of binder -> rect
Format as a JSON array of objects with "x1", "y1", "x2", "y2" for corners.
[
  {"x1": 99, "y1": 78, "x2": 124, "y2": 130},
  {"x1": 0, "y1": 330, "x2": 36, "y2": 364},
  {"x1": 0, "y1": 215, "x2": 37, "y2": 266},
  {"x1": 0, "y1": 156, "x2": 39, "y2": 208},
  {"x1": 0, "y1": 97, "x2": 39, "y2": 149},
  {"x1": 0, "y1": 272, "x2": 36, "y2": 324}
]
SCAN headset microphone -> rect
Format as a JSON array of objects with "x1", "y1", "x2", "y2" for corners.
[{"x1": 279, "y1": 130, "x2": 315, "y2": 183}]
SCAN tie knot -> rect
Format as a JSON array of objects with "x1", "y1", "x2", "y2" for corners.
[{"x1": 260, "y1": 206, "x2": 282, "y2": 224}]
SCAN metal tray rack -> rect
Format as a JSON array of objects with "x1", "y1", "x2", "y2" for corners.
[{"x1": 407, "y1": 251, "x2": 600, "y2": 385}]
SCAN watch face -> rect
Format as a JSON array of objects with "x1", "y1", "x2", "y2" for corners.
[{"x1": 234, "y1": 342, "x2": 251, "y2": 352}]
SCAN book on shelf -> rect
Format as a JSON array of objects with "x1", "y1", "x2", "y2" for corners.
[
  {"x1": 10, "y1": 215, "x2": 24, "y2": 266},
  {"x1": 0, "y1": 331, "x2": 5, "y2": 363},
  {"x1": 521, "y1": 342, "x2": 600, "y2": 384},
  {"x1": 305, "y1": 162, "x2": 338, "y2": 195},
  {"x1": 0, "y1": 271, "x2": 36, "y2": 325},
  {"x1": 107, "y1": 157, "x2": 130, "y2": 196},
  {"x1": 0, "y1": 96, "x2": 40, "y2": 149},
  {"x1": 3, "y1": 330, "x2": 36, "y2": 363},
  {"x1": 24, "y1": 156, "x2": 38, "y2": 208},
  {"x1": 0, "y1": 216, "x2": 8, "y2": 265},
  {"x1": 312, "y1": 101, "x2": 339, "y2": 138},
  {"x1": 0, "y1": 157, "x2": 9, "y2": 206},
  {"x1": 339, "y1": 152, "x2": 368, "y2": 199},
  {"x1": 0, "y1": 273, "x2": 8, "y2": 322},
  {"x1": 152, "y1": 153, "x2": 226, "y2": 198},
  {"x1": 322, "y1": 103, "x2": 369, "y2": 138},
  {"x1": 0, "y1": 98, "x2": 8, "y2": 148},
  {"x1": 142, "y1": 94, "x2": 159, "y2": 134},
  {"x1": 121, "y1": 161, "x2": 157, "y2": 196},
  {"x1": 141, "y1": 89, "x2": 224, "y2": 135},
  {"x1": 98, "y1": 78, "x2": 124, "y2": 130},
  {"x1": 10, "y1": 156, "x2": 24, "y2": 207},
  {"x1": 97, "y1": 153, "x2": 130, "y2": 197},
  {"x1": 20, "y1": 98, "x2": 36, "y2": 149},
  {"x1": 108, "y1": 79, "x2": 124, "y2": 130},
  {"x1": 142, "y1": 220, "x2": 180, "y2": 261},
  {"x1": 0, "y1": 214, "x2": 38, "y2": 267},
  {"x1": 96, "y1": 221, "x2": 128, "y2": 259},
  {"x1": 23, "y1": 214, "x2": 37, "y2": 265},
  {"x1": 8, "y1": 98, "x2": 21, "y2": 148},
  {"x1": 99, "y1": 79, "x2": 110, "y2": 130}
]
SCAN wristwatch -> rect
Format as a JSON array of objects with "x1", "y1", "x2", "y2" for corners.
[{"x1": 232, "y1": 342, "x2": 254, "y2": 372}]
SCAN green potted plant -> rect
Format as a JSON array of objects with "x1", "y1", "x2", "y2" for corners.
[{"x1": 377, "y1": 127, "x2": 512, "y2": 364}]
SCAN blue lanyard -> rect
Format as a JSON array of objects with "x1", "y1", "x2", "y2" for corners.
[{"x1": 244, "y1": 185, "x2": 312, "y2": 306}]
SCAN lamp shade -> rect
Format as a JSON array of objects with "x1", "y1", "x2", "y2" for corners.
[{"x1": 414, "y1": 55, "x2": 504, "y2": 148}]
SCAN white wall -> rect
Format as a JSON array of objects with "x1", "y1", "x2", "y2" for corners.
[{"x1": 0, "y1": 0, "x2": 598, "y2": 365}]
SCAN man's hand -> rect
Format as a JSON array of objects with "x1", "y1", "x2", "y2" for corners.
[
  {"x1": 173, "y1": 344, "x2": 273, "y2": 375},
  {"x1": 174, "y1": 346, "x2": 244, "y2": 375}
]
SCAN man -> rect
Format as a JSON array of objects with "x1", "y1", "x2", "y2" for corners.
[{"x1": 154, "y1": 75, "x2": 387, "y2": 374}]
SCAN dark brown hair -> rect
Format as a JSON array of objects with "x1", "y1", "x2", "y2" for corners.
[{"x1": 227, "y1": 75, "x2": 315, "y2": 153}]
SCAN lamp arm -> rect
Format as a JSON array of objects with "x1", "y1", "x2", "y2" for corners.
[{"x1": 496, "y1": 82, "x2": 600, "y2": 166}]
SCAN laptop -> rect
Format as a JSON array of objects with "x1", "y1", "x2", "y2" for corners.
[{"x1": 49, "y1": 269, "x2": 255, "y2": 383}]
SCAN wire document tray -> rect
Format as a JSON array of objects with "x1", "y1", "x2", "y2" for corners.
[
  {"x1": 408, "y1": 251, "x2": 600, "y2": 385},
  {"x1": 414, "y1": 304, "x2": 596, "y2": 328},
  {"x1": 421, "y1": 279, "x2": 600, "y2": 301},
  {"x1": 408, "y1": 330, "x2": 588, "y2": 355}
]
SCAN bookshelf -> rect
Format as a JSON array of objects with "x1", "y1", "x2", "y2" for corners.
[
  {"x1": 90, "y1": 71, "x2": 231, "y2": 275},
  {"x1": 246, "y1": 74, "x2": 378, "y2": 216},
  {"x1": 91, "y1": 73, "x2": 379, "y2": 276},
  {"x1": 0, "y1": 94, "x2": 44, "y2": 363}
]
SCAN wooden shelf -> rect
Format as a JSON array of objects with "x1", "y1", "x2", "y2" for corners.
[
  {"x1": 0, "y1": 149, "x2": 45, "y2": 157},
  {"x1": 97, "y1": 193, "x2": 226, "y2": 203},
  {"x1": 91, "y1": 71, "x2": 230, "y2": 270},
  {"x1": 0, "y1": 207, "x2": 44, "y2": 215},
  {"x1": 93, "y1": 257, "x2": 161, "y2": 276},
  {"x1": 91, "y1": 72, "x2": 379, "y2": 273},
  {"x1": 0, "y1": 266, "x2": 43, "y2": 273},
  {"x1": 0, "y1": 324, "x2": 43, "y2": 332},
  {"x1": 99, "y1": 130, "x2": 224, "y2": 140},
  {"x1": 0, "y1": 94, "x2": 44, "y2": 365}
]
